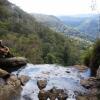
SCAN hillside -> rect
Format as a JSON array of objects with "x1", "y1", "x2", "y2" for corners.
[
  {"x1": 58, "y1": 14, "x2": 99, "y2": 40},
  {"x1": 32, "y1": 13, "x2": 94, "y2": 41},
  {"x1": 0, "y1": 0, "x2": 91, "y2": 65},
  {"x1": 32, "y1": 13, "x2": 71, "y2": 33}
]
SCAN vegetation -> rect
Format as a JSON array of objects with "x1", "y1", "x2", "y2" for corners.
[
  {"x1": 0, "y1": 0, "x2": 91, "y2": 66},
  {"x1": 32, "y1": 13, "x2": 90, "y2": 41},
  {"x1": 83, "y1": 39, "x2": 100, "y2": 76}
]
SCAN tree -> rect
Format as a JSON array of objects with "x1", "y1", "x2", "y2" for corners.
[{"x1": 89, "y1": 39, "x2": 100, "y2": 76}]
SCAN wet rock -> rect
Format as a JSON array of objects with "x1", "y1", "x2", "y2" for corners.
[
  {"x1": 38, "y1": 87, "x2": 68, "y2": 100},
  {"x1": 0, "y1": 68, "x2": 10, "y2": 79},
  {"x1": 6, "y1": 75, "x2": 21, "y2": 87},
  {"x1": 48, "y1": 87, "x2": 68, "y2": 100},
  {"x1": 19, "y1": 75, "x2": 30, "y2": 86},
  {"x1": 0, "y1": 69, "x2": 9, "y2": 85},
  {"x1": 80, "y1": 77, "x2": 96, "y2": 89},
  {"x1": 80, "y1": 77, "x2": 100, "y2": 89},
  {"x1": 65, "y1": 71, "x2": 70, "y2": 73},
  {"x1": 38, "y1": 90, "x2": 49, "y2": 100},
  {"x1": 0, "y1": 57, "x2": 27, "y2": 72},
  {"x1": 37, "y1": 80, "x2": 47, "y2": 90}
]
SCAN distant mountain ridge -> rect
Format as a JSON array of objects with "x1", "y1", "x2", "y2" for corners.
[{"x1": 58, "y1": 14, "x2": 99, "y2": 40}]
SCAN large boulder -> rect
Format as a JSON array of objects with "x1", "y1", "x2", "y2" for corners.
[
  {"x1": 48, "y1": 87, "x2": 68, "y2": 100},
  {"x1": 0, "y1": 74, "x2": 22, "y2": 100},
  {"x1": 0, "y1": 84, "x2": 21, "y2": 100},
  {"x1": 38, "y1": 87, "x2": 68, "y2": 100},
  {"x1": 80, "y1": 77, "x2": 100, "y2": 89},
  {"x1": 80, "y1": 77, "x2": 100, "y2": 100},
  {"x1": 0, "y1": 57, "x2": 28, "y2": 72},
  {"x1": 0, "y1": 74, "x2": 30, "y2": 100}
]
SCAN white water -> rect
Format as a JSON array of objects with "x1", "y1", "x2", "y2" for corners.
[{"x1": 14, "y1": 64, "x2": 91, "y2": 100}]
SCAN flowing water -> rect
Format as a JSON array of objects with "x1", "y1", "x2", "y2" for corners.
[{"x1": 14, "y1": 64, "x2": 91, "y2": 100}]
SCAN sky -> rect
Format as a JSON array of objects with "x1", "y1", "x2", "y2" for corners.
[{"x1": 8, "y1": 0, "x2": 100, "y2": 16}]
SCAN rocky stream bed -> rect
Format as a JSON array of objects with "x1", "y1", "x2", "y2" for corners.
[
  {"x1": 0, "y1": 62, "x2": 100, "y2": 100},
  {"x1": 12, "y1": 64, "x2": 92, "y2": 100}
]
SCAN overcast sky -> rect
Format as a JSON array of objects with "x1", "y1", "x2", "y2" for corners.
[{"x1": 8, "y1": 0, "x2": 100, "y2": 15}]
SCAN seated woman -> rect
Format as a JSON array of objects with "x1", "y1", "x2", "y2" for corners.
[{"x1": 0, "y1": 40, "x2": 14, "y2": 58}]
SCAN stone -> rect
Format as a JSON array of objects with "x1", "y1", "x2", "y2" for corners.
[
  {"x1": 0, "y1": 57, "x2": 28, "y2": 72},
  {"x1": 57, "y1": 92, "x2": 68, "y2": 100},
  {"x1": 38, "y1": 90, "x2": 49, "y2": 100},
  {"x1": 76, "y1": 95, "x2": 99, "y2": 100},
  {"x1": 48, "y1": 93, "x2": 57, "y2": 100},
  {"x1": 0, "y1": 84, "x2": 21, "y2": 100},
  {"x1": 6, "y1": 75, "x2": 21, "y2": 87},
  {"x1": 80, "y1": 76, "x2": 100, "y2": 100},
  {"x1": 80, "y1": 77, "x2": 100, "y2": 89},
  {"x1": 0, "y1": 68, "x2": 10, "y2": 78},
  {"x1": 38, "y1": 87, "x2": 68, "y2": 100},
  {"x1": 0, "y1": 74, "x2": 22, "y2": 100},
  {"x1": 48, "y1": 87, "x2": 68, "y2": 100},
  {"x1": 19, "y1": 75, "x2": 30, "y2": 86},
  {"x1": 80, "y1": 77, "x2": 97, "y2": 89},
  {"x1": 80, "y1": 79, "x2": 92, "y2": 89},
  {"x1": 76, "y1": 96, "x2": 90, "y2": 100},
  {"x1": 37, "y1": 80, "x2": 47, "y2": 90},
  {"x1": 65, "y1": 71, "x2": 70, "y2": 73}
]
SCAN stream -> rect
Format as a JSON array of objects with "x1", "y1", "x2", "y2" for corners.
[{"x1": 14, "y1": 64, "x2": 91, "y2": 100}]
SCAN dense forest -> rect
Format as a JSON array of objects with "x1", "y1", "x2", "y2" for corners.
[{"x1": 0, "y1": 0, "x2": 92, "y2": 65}]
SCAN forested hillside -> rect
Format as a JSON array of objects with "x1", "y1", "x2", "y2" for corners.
[
  {"x1": 32, "y1": 13, "x2": 93, "y2": 41},
  {"x1": 0, "y1": 0, "x2": 91, "y2": 65},
  {"x1": 32, "y1": 13, "x2": 79, "y2": 34}
]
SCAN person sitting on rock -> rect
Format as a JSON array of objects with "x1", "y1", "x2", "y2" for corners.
[{"x1": 0, "y1": 40, "x2": 14, "y2": 58}]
